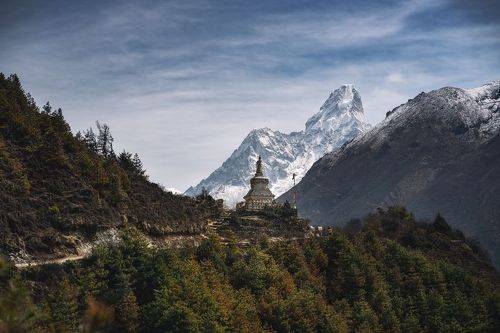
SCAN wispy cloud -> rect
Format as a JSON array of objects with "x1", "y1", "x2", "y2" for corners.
[{"x1": 0, "y1": 0, "x2": 499, "y2": 190}]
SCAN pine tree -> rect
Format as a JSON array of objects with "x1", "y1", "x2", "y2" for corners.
[
  {"x1": 42, "y1": 101, "x2": 52, "y2": 114},
  {"x1": 53, "y1": 107, "x2": 63, "y2": 118},
  {"x1": 83, "y1": 128, "x2": 98, "y2": 153},
  {"x1": 46, "y1": 278, "x2": 80, "y2": 332},
  {"x1": 132, "y1": 153, "x2": 145, "y2": 175},
  {"x1": 8, "y1": 74, "x2": 21, "y2": 88},
  {"x1": 96, "y1": 121, "x2": 114, "y2": 157},
  {"x1": 115, "y1": 292, "x2": 139, "y2": 332},
  {"x1": 0, "y1": 258, "x2": 40, "y2": 332},
  {"x1": 118, "y1": 151, "x2": 134, "y2": 170},
  {"x1": 75, "y1": 131, "x2": 83, "y2": 141}
]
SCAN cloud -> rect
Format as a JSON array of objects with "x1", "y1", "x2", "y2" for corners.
[
  {"x1": 0, "y1": 0, "x2": 499, "y2": 190},
  {"x1": 386, "y1": 72, "x2": 406, "y2": 84}
]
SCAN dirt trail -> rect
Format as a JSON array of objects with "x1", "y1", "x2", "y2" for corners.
[
  {"x1": 14, "y1": 232, "x2": 200, "y2": 269},
  {"x1": 13, "y1": 223, "x2": 304, "y2": 269},
  {"x1": 15, "y1": 254, "x2": 86, "y2": 268}
]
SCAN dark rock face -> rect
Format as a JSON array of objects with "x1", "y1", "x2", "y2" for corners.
[{"x1": 281, "y1": 81, "x2": 500, "y2": 266}]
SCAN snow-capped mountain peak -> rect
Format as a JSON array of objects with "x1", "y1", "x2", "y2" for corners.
[
  {"x1": 305, "y1": 84, "x2": 366, "y2": 133},
  {"x1": 185, "y1": 84, "x2": 371, "y2": 207}
]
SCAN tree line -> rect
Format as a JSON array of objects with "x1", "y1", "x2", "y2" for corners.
[{"x1": 1, "y1": 208, "x2": 498, "y2": 332}]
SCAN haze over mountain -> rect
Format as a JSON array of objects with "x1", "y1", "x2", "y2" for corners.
[
  {"x1": 185, "y1": 85, "x2": 370, "y2": 206},
  {"x1": 281, "y1": 80, "x2": 500, "y2": 266}
]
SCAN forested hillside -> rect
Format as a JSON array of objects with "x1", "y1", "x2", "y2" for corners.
[
  {"x1": 0, "y1": 74, "x2": 220, "y2": 262},
  {"x1": 1, "y1": 208, "x2": 499, "y2": 332}
]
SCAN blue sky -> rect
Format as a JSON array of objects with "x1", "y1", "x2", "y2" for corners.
[{"x1": 1, "y1": 0, "x2": 499, "y2": 191}]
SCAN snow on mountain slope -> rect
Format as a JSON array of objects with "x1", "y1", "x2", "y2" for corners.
[
  {"x1": 164, "y1": 187, "x2": 182, "y2": 195},
  {"x1": 333, "y1": 80, "x2": 500, "y2": 159},
  {"x1": 466, "y1": 80, "x2": 500, "y2": 137},
  {"x1": 279, "y1": 80, "x2": 500, "y2": 266},
  {"x1": 185, "y1": 84, "x2": 371, "y2": 206}
]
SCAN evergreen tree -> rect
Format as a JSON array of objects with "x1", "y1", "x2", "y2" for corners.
[
  {"x1": 75, "y1": 131, "x2": 83, "y2": 141},
  {"x1": 115, "y1": 292, "x2": 139, "y2": 332},
  {"x1": 132, "y1": 153, "x2": 145, "y2": 175},
  {"x1": 53, "y1": 107, "x2": 63, "y2": 118},
  {"x1": 96, "y1": 121, "x2": 114, "y2": 157},
  {"x1": 118, "y1": 151, "x2": 134, "y2": 171},
  {"x1": 83, "y1": 128, "x2": 98, "y2": 153},
  {"x1": 8, "y1": 74, "x2": 21, "y2": 90},
  {"x1": 0, "y1": 258, "x2": 40, "y2": 332},
  {"x1": 46, "y1": 278, "x2": 80, "y2": 332},
  {"x1": 118, "y1": 151, "x2": 145, "y2": 176},
  {"x1": 42, "y1": 101, "x2": 52, "y2": 114}
]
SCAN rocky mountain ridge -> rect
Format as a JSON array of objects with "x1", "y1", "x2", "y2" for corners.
[{"x1": 281, "y1": 80, "x2": 500, "y2": 266}]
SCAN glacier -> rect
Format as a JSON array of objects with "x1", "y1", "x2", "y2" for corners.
[{"x1": 185, "y1": 84, "x2": 371, "y2": 207}]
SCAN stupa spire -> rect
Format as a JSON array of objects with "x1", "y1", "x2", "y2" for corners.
[{"x1": 255, "y1": 156, "x2": 263, "y2": 176}]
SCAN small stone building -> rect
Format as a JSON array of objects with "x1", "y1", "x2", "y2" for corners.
[{"x1": 241, "y1": 156, "x2": 275, "y2": 211}]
